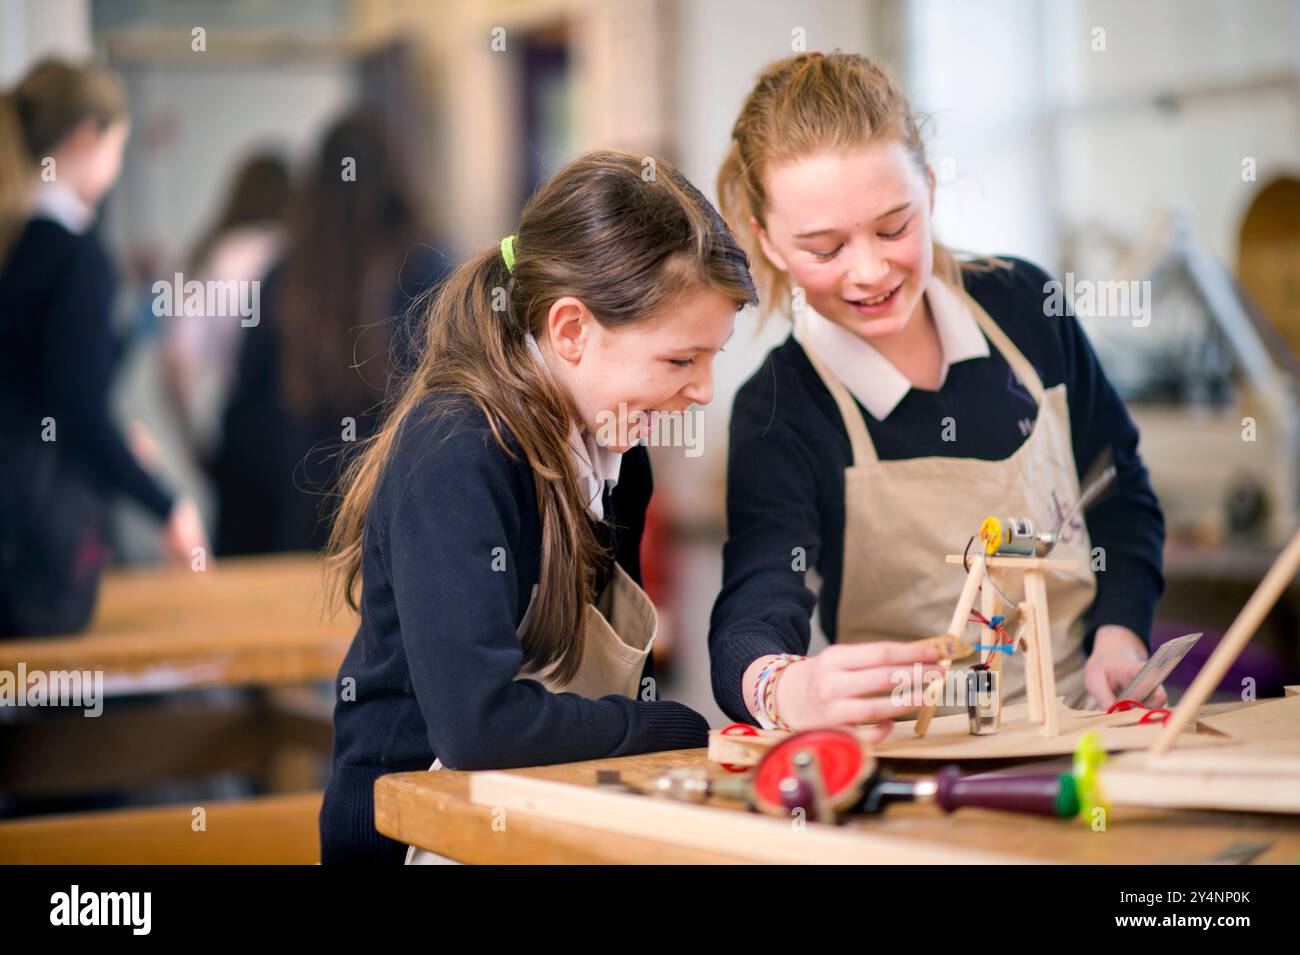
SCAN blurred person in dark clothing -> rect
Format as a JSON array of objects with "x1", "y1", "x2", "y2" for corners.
[
  {"x1": 213, "y1": 108, "x2": 449, "y2": 556},
  {"x1": 163, "y1": 150, "x2": 291, "y2": 464},
  {"x1": 0, "y1": 58, "x2": 206, "y2": 637}
]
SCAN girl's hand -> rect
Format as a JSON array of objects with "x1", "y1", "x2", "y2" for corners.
[
  {"x1": 162, "y1": 497, "x2": 210, "y2": 567},
  {"x1": 746, "y1": 642, "x2": 943, "y2": 734},
  {"x1": 1084, "y1": 625, "x2": 1166, "y2": 709}
]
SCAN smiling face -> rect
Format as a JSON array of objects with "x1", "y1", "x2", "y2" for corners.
[
  {"x1": 754, "y1": 140, "x2": 935, "y2": 342},
  {"x1": 539, "y1": 282, "x2": 738, "y2": 452}
]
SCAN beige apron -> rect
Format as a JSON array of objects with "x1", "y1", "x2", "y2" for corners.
[
  {"x1": 405, "y1": 561, "x2": 657, "y2": 864},
  {"x1": 800, "y1": 287, "x2": 1096, "y2": 714}
]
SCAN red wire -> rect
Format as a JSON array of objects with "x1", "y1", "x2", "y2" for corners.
[{"x1": 968, "y1": 610, "x2": 1010, "y2": 648}]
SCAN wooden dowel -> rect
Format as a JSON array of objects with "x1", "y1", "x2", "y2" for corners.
[
  {"x1": 918, "y1": 553, "x2": 987, "y2": 737},
  {"x1": 1024, "y1": 570, "x2": 1059, "y2": 737},
  {"x1": 1150, "y1": 525, "x2": 1300, "y2": 755}
]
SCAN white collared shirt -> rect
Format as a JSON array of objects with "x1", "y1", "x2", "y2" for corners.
[
  {"x1": 792, "y1": 275, "x2": 990, "y2": 421},
  {"x1": 524, "y1": 333, "x2": 623, "y2": 520},
  {"x1": 30, "y1": 179, "x2": 95, "y2": 234}
]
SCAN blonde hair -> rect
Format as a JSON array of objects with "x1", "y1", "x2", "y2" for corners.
[
  {"x1": 718, "y1": 51, "x2": 1003, "y2": 316},
  {"x1": 0, "y1": 58, "x2": 127, "y2": 264},
  {"x1": 327, "y1": 149, "x2": 756, "y2": 684}
]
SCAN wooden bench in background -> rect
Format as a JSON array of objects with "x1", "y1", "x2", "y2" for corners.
[
  {"x1": 0, "y1": 791, "x2": 322, "y2": 864},
  {"x1": 1, "y1": 554, "x2": 353, "y2": 863}
]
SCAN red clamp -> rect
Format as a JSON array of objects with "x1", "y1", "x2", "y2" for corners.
[
  {"x1": 1107, "y1": 699, "x2": 1170, "y2": 724},
  {"x1": 718, "y1": 722, "x2": 759, "y2": 774}
]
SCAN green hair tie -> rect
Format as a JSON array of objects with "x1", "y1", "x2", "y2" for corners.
[{"x1": 500, "y1": 234, "x2": 517, "y2": 273}]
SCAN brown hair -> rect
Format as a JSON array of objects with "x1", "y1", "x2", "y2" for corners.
[
  {"x1": 0, "y1": 58, "x2": 127, "y2": 264},
  {"x1": 276, "y1": 108, "x2": 423, "y2": 421},
  {"x1": 718, "y1": 51, "x2": 1003, "y2": 316},
  {"x1": 327, "y1": 149, "x2": 757, "y2": 683},
  {"x1": 187, "y1": 150, "x2": 291, "y2": 274}
]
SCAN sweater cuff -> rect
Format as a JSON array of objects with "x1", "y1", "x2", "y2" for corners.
[
  {"x1": 631, "y1": 700, "x2": 710, "y2": 751},
  {"x1": 1085, "y1": 587, "x2": 1157, "y2": 656},
  {"x1": 710, "y1": 630, "x2": 791, "y2": 725}
]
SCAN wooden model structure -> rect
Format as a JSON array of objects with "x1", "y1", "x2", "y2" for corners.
[{"x1": 914, "y1": 547, "x2": 1080, "y2": 740}]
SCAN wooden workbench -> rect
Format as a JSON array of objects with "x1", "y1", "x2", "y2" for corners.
[
  {"x1": 2, "y1": 554, "x2": 352, "y2": 803},
  {"x1": 0, "y1": 552, "x2": 354, "y2": 695},
  {"x1": 376, "y1": 738, "x2": 1300, "y2": 864}
]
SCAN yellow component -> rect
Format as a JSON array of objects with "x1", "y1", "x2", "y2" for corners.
[
  {"x1": 978, "y1": 516, "x2": 1003, "y2": 555},
  {"x1": 1073, "y1": 731, "x2": 1110, "y2": 825}
]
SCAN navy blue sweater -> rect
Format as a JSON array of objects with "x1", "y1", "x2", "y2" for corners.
[
  {"x1": 709, "y1": 258, "x2": 1166, "y2": 725},
  {"x1": 320, "y1": 395, "x2": 710, "y2": 864},
  {"x1": 0, "y1": 218, "x2": 173, "y2": 517}
]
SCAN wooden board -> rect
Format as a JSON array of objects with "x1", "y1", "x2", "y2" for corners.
[
  {"x1": 468, "y1": 771, "x2": 1034, "y2": 864},
  {"x1": 1195, "y1": 692, "x2": 1300, "y2": 741},
  {"x1": 376, "y1": 748, "x2": 1300, "y2": 864},
  {"x1": 1104, "y1": 699, "x2": 1300, "y2": 814},
  {"x1": 709, "y1": 699, "x2": 1230, "y2": 768}
]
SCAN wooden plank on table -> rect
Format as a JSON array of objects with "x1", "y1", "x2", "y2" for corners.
[
  {"x1": 0, "y1": 791, "x2": 322, "y2": 864},
  {"x1": 467, "y1": 772, "x2": 1033, "y2": 864},
  {"x1": 709, "y1": 700, "x2": 1230, "y2": 768},
  {"x1": 1195, "y1": 692, "x2": 1300, "y2": 741},
  {"x1": 0, "y1": 554, "x2": 354, "y2": 694},
  {"x1": 377, "y1": 749, "x2": 1300, "y2": 864}
]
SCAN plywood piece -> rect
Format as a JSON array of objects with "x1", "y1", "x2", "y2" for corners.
[
  {"x1": 709, "y1": 700, "x2": 1229, "y2": 767},
  {"x1": 1194, "y1": 692, "x2": 1300, "y2": 742},
  {"x1": 1105, "y1": 739, "x2": 1300, "y2": 814},
  {"x1": 467, "y1": 771, "x2": 1033, "y2": 864},
  {"x1": 1152, "y1": 525, "x2": 1300, "y2": 754}
]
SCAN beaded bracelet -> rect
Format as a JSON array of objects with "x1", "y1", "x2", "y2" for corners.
[{"x1": 752, "y1": 654, "x2": 806, "y2": 730}]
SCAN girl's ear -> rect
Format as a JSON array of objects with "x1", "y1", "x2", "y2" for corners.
[
  {"x1": 545, "y1": 295, "x2": 592, "y2": 364},
  {"x1": 751, "y1": 216, "x2": 791, "y2": 274}
]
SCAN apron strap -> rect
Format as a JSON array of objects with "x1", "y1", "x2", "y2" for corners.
[
  {"x1": 962, "y1": 288, "x2": 1046, "y2": 404},
  {"x1": 801, "y1": 343, "x2": 879, "y2": 465},
  {"x1": 800, "y1": 280, "x2": 1047, "y2": 467}
]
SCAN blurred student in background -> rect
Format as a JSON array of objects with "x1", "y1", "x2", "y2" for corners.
[
  {"x1": 213, "y1": 108, "x2": 449, "y2": 556},
  {"x1": 0, "y1": 58, "x2": 207, "y2": 637},
  {"x1": 162, "y1": 150, "x2": 290, "y2": 466}
]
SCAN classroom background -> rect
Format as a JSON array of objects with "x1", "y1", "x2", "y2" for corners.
[{"x1": 2, "y1": 0, "x2": 1299, "y2": 860}]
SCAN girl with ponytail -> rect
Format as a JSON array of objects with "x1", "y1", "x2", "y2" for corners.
[
  {"x1": 320, "y1": 149, "x2": 756, "y2": 864},
  {"x1": 0, "y1": 59, "x2": 207, "y2": 637}
]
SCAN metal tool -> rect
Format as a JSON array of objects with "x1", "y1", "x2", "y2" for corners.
[
  {"x1": 1116, "y1": 632, "x2": 1203, "y2": 704},
  {"x1": 967, "y1": 663, "x2": 1000, "y2": 735},
  {"x1": 1203, "y1": 840, "x2": 1272, "y2": 865},
  {"x1": 979, "y1": 449, "x2": 1120, "y2": 559}
]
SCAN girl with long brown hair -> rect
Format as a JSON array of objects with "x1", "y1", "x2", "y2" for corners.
[
  {"x1": 709, "y1": 52, "x2": 1166, "y2": 733},
  {"x1": 212, "y1": 108, "x2": 443, "y2": 555},
  {"x1": 319, "y1": 149, "x2": 756, "y2": 864},
  {"x1": 0, "y1": 58, "x2": 206, "y2": 637}
]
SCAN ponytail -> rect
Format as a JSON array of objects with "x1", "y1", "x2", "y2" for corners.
[
  {"x1": 0, "y1": 91, "x2": 33, "y2": 266},
  {"x1": 326, "y1": 149, "x2": 757, "y2": 683}
]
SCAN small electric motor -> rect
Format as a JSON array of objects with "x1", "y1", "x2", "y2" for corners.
[{"x1": 979, "y1": 516, "x2": 1055, "y2": 558}]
